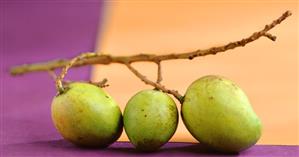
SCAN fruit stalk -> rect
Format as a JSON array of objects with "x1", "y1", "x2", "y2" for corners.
[
  {"x1": 54, "y1": 53, "x2": 108, "y2": 94},
  {"x1": 10, "y1": 11, "x2": 291, "y2": 76},
  {"x1": 125, "y1": 63, "x2": 184, "y2": 102},
  {"x1": 156, "y1": 61, "x2": 162, "y2": 84}
]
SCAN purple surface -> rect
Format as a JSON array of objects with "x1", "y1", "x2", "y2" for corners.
[
  {"x1": 2, "y1": 141, "x2": 299, "y2": 157},
  {"x1": 0, "y1": 1, "x2": 299, "y2": 157},
  {"x1": 1, "y1": 0, "x2": 102, "y2": 151}
]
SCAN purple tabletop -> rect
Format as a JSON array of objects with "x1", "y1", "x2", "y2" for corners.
[
  {"x1": 2, "y1": 141, "x2": 299, "y2": 157},
  {"x1": 0, "y1": 0, "x2": 102, "y2": 154},
  {"x1": 0, "y1": 1, "x2": 298, "y2": 157}
]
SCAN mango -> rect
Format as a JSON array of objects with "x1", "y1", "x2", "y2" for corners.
[
  {"x1": 51, "y1": 82, "x2": 123, "y2": 148},
  {"x1": 124, "y1": 89, "x2": 178, "y2": 151},
  {"x1": 182, "y1": 75, "x2": 262, "y2": 153}
]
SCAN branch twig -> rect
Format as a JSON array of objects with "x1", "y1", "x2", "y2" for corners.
[
  {"x1": 10, "y1": 11, "x2": 292, "y2": 76},
  {"x1": 125, "y1": 63, "x2": 183, "y2": 102}
]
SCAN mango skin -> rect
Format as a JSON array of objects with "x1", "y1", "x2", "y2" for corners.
[
  {"x1": 124, "y1": 89, "x2": 178, "y2": 151},
  {"x1": 51, "y1": 82, "x2": 123, "y2": 148},
  {"x1": 182, "y1": 75, "x2": 262, "y2": 153}
]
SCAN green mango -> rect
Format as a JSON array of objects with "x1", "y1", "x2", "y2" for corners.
[
  {"x1": 124, "y1": 89, "x2": 178, "y2": 151},
  {"x1": 182, "y1": 75, "x2": 262, "y2": 153},
  {"x1": 51, "y1": 82, "x2": 123, "y2": 148}
]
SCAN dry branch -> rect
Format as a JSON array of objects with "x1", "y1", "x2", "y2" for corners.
[{"x1": 10, "y1": 11, "x2": 291, "y2": 76}]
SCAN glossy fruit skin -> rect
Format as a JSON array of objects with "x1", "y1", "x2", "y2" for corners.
[
  {"x1": 124, "y1": 89, "x2": 178, "y2": 151},
  {"x1": 51, "y1": 82, "x2": 123, "y2": 148},
  {"x1": 182, "y1": 75, "x2": 262, "y2": 153}
]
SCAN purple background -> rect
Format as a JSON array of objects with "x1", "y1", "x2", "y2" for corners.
[{"x1": 0, "y1": 0, "x2": 298, "y2": 156}]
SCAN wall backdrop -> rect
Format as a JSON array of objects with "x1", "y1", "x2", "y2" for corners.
[{"x1": 92, "y1": 1, "x2": 298, "y2": 145}]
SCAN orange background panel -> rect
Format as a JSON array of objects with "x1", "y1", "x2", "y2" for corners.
[{"x1": 92, "y1": 1, "x2": 298, "y2": 145}]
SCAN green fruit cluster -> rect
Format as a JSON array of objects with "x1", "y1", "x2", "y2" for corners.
[{"x1": 51, "y1": 75, "x2": 261, "y2": 153}]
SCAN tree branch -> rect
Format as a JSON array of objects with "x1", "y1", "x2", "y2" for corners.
[
  {"x1": 125, "y1": 63, "x2": 183, "y2": 102},
  {"x1": 10, "y1": 11, "x2": 291, "y2": 76}
]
